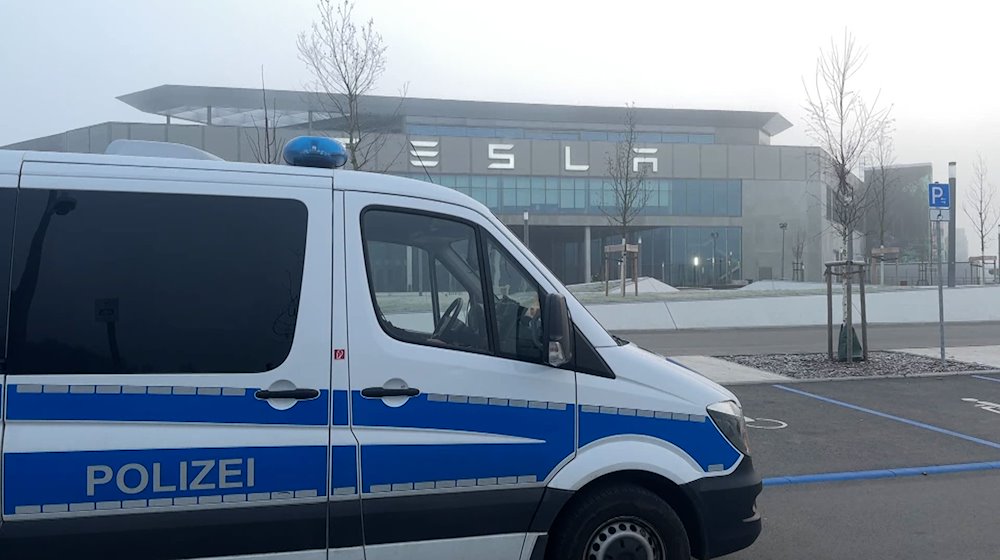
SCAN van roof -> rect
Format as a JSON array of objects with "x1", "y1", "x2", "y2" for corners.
[{"x1": 0, "y1": 149, "x2": 487, "y2": 215}]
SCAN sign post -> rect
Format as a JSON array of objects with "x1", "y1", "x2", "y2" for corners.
[{"x1": 929, "y1": 182, "x2": 950, "y2": 366}]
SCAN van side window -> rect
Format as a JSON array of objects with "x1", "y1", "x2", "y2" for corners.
[
  {"x1": 0, "y1": 188, "x2": 15, "y2": 367},
  {"x1": 485, "y1": 238, "x2": 545, "y2": 363},
  {"x1": 362, "y1": 209, "x2": 489, "y2": 354},
  {"x1": 7, "y1": 189, "x2": 308, "y2": 375}
]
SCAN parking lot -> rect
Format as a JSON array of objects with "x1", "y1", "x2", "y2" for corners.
[{"x1": 727, "y1": 374, "x2": 1000, "y2": 559}]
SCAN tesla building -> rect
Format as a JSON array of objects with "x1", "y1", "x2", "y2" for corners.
[{"x1": 5, "y1": 85, "x2": 846, "y2": 285}]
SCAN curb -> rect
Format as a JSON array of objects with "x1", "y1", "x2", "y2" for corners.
[{"x1": 718, "y1": 369, "x2": 1000, "y2": 386}]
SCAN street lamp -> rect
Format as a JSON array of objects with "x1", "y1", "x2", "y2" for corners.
[
  {"x1": 638, "y1": 236, "x2": 643, "y2": 278},
  {"x1": 779, "y1": 222, "x2": 788, "y2": 281},
  {"x1": 710, "y1": 231, "x2": 719, "y2": 285},
  {"x1": 693, "y1": 255, "x2": 700, "y2": 286},
  {"x1": 523, "y1": 211, "x2": 530, "y2": 250}
]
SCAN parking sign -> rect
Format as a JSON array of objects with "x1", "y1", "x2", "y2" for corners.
[{"x1": 929, "y1": 182, "x2": 950, "y2": 208}]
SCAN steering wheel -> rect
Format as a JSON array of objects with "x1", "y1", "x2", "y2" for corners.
[{"x1": 432, "y1": 297, "x2": 464, "y2": 340}]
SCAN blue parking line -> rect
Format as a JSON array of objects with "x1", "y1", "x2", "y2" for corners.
[
  {"x1": 764, "y1": 461, "x2": 1000, "y2": 487},
  {"x1": 773, "y1": 384, "x2": 1000, "y2": 450},
  {"x1": 973, "y1": 375, "x2": 1000, "y2": 384}
]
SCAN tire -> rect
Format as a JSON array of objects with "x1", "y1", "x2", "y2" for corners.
[{"x1": 547, "y1": 484, "x2": 691, "y2": 560}]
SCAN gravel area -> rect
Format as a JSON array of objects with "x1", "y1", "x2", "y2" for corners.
[{"x1": 722, "y1": 351, "x2": 994, "y2": 379}]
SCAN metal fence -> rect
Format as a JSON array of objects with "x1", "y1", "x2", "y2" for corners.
[{"x1": 869, "y1": 260, "x2": 998, "y2": 286}]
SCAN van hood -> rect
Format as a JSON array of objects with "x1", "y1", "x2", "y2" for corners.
[{"x1": 596, "y1": 341, "x2": 737, "y2": 413}]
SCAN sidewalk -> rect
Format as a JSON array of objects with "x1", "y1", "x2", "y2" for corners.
[
  {"x1": 669, "y1": 355, "x2": 791, "y2": 385},
  {"x1": 896, "y1": 345, "x2": 1000, "y2": 368},
  {"x1": 584, "y1": 284, "x2": 1000, "y2": 331},
  {"x1": 672, "y1": 345, "x2": 1000, "y2": 386}
]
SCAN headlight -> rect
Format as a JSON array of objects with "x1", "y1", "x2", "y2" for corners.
[{"x1": 707, "y1": 400, "x2": 750, "y2": 455}]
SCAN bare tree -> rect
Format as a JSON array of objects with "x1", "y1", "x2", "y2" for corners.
[
  {"x1": 964, "y1": 155, "x2": 999, "y2": 284},
  {"x1": 603, "y1": 104, "x2": 652, "y2": 242},
  {"x1": 244, "y1": 67, "x2": 285, "y2": 165},
  {"x1": 791, "y1": 231, "x2": 807, "y2": 281},
  {"x1": 803, "y1": 30, "x2": 891, "y2": 360},
  {"x1": 869, "y1": 123, "x2": 897, "y2": 249},
  {"x1": 602, "y1": 104, "x2": 652, "y2": 295},
  {"x1": 297, "y1": 0, "x2": 404, "y2": 171}
]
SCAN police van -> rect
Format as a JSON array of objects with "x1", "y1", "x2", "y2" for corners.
[{"x1": 0, "y1": 137, "x2": 760, "y2": 559}]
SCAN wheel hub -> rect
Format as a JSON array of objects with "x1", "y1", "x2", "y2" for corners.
[{"x1": 585, "y1": 516, "x2": 663, "y2": 560}]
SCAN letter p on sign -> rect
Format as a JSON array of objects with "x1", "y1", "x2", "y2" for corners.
[{"x1": 929, "y1": 182, "x2": 950, "y2": 208}]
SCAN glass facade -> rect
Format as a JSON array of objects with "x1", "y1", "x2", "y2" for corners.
[
  {"x1": 406, "y1": 125, "x2": 714, "y2": 144},
  {"x1": 400, "y1": 174, "x2": 741, "y2": 218},
  {"x1": 512, "y1": 225, "x2": 741, "y2": 286}
]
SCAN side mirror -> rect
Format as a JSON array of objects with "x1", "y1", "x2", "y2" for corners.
[{"x1": 543, "y1": 293, "x2": 574, "y2": 367}]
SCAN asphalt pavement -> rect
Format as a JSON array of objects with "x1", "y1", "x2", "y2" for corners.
[
  {"x1": 723, "y1": 374, "x2": 1000, "y2": 559},
  {"x1": 614, "y1": 321, "x2": 1000, "y2": 356}
]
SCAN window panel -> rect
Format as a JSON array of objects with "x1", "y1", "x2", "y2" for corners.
[
  {"x1": 526, "y1": 130, "x2": 554, "y2": 140},
  {"x1": 495, "y1": 127, "x2": 525, "y2": 139},
  {"x1": 8, "y1": 190, "x2": 307, "y2": 375},
  {"x1": 714, "y1": 180, "x2": 728, "y2": 216},
  {"x1": 728, "y1": 181, "x2": 742, "y2": 217},
  {"x1": 700, "y1": 185, "x2": 714, "y2": 216},
  {"x1": 517, "y1": 190, "x2": 530, "y2": 207},
  {"x1": 503, "y1": 189, "x2": 517, "y2": 206},
  {"x1": 581, "y1": 131, "x2": 608, "y2": 141},
  {"x1": 486, "y1": 238, "x2": 544, "y2": 363},
  {"x1": 531, "y1": 187, "x2": 546, "y2": 205},
  {"x1": 551, "y1": 132, "x2": 579, "y2": 141},
  {"x1": 363, "y1": 210, "x2": 489, "y2": 354}
]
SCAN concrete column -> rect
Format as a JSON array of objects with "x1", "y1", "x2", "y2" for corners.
[
  {"x1": 207, "y1": 106, "x2": 213, "y2": 126},
  {"x1": 584, "y1": 226, "x2": 592, "y2": 282}
]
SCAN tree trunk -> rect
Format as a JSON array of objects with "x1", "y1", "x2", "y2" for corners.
[
  {"x1": 844, "y1": 230, "x2": 854, "y2": 363},
  {"x1": 620, "y1": 236, "x2": 626, "y2": 297}
]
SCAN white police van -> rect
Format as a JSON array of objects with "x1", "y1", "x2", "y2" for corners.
[{"x1": 0, "y1": 138, "x2": 760, "y2": 559}]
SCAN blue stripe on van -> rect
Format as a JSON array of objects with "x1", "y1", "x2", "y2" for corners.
[
  {"x1": 352, "y1": 392, "x2": 576, "y2": 490},
  {"x1": 579, "y1": 409, "x2": 741, "y2": 472},
  {"x1": 332, "y1": 445, "x2": 359, "y2": 491},
  {"x1": 352, "y1": 392, "x2": 574, "y2": 440},
  {"x1": 333, "y1": 390, "x2": 350, "y2": 426},
  {"x1": 3, "y1": 446, "x2": 328, "y2": 515},
  {"x1": 5, "y1": 386, "x2": 330, "y2": 426},
  {"x1": 359, "y1": 443, "x2": 569, "y2": 492}
]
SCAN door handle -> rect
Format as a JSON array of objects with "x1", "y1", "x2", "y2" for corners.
[
  {"x1": 254, "y1": 388, "x2": 320, "y2": 400},
  {"x1": 361, "y1": 387, "x2": 420, "y2": 399}
]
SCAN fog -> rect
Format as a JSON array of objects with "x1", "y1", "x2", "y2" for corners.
[{"x1": 2, "y1": 0, "x2": 998, "y2": 249}]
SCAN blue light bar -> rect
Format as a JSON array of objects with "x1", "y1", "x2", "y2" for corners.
[{"x1": 283, "y1": 136, "x2": 348, "y2": 169}]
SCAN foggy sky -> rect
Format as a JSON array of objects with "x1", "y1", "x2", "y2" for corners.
[{"x1": 2, "y1": 0, "x2": 998, "y2": 249}]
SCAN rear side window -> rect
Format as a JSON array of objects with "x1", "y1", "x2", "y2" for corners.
[
  {"x1": 7, "y1": 189, "x2": 308, "y2": 375},
  {"x1": 0, "y1": 188, "x2": 15, "y2": 367}
]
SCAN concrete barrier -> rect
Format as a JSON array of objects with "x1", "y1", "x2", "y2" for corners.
[{"x1": 584, "y1": 285, "x2": 1000, "y2": 331}]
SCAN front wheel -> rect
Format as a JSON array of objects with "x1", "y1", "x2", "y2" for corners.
[{"x1": 548, "y1": 484, "x2": 691, "y2": 560}]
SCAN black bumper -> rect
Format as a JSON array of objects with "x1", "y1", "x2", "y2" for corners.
[{"x1": 682, "y1": 456, "x2": 762, "y2": 559}]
